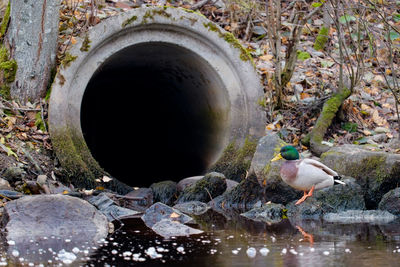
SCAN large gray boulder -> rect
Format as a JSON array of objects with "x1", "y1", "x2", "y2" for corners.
[
  {"x1": 320, "y1": 145, "x2": 400, "y2": 208},
  {"x1": 1, "y1": 195, "x2": 109, "y2": 263},
  {"x1": 378, "y1": 187, "x2": 400, "y2": 216},
  {"x1": 249, "y1": 133, "x2": 301, "y2": 204}
]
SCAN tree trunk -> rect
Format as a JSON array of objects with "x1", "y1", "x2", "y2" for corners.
[{"x1": 5, "y1": 0, "x2": 60, "y2": 104}]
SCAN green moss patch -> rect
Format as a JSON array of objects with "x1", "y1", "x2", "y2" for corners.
[
  {"x1": 0, "y1": 45, "x2": 17, "y2": 99},
  {"x1": 0, "y1": 1, "x2": 10, "y2": 37},
  {"x1": 61, "y1": 53, "x2": 77, "y2": 68},
  {"x1": 208, "y1": 137, "x2": 258, "y2": 182},
  {"x1": 80, "y1": 35, "x2": 91, "y2": 52},
  {"x1": 314, "y1": 26, "x2": 329, "y2": 51},
  {"x1": 122, "y1": 15, "x2": 137, "y2": 27},
  {"x1": 203, "y1": 22, "x2": 254, "y2": 65}
]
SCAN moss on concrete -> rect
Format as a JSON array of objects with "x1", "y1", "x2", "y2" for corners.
[
  {"x1": 203, "y1": 22, "x2": 254, "y2": 66},
  {"x1": 61, "y1": 53, "x2": 77, "y2": 68},
  {"x1": 51, "y1": 127, "x2": 96, "y2": 189},
  {"x1": 122, "y1": 15, "x2": 138, "y2": 27},
  {"x1": 80, "y1": 35, "x2": 91, "y2": 52}
]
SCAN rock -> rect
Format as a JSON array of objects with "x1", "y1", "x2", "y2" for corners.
[
  {"x1": 378, "y1": 187, "x2": 400, "y2": 216},
  {"x1": 2, "y1": 167, "x2": 25, "y2": 182},
  {"x1": 173, "y1": 201, "x2": 210, "y2": 215},
  {"x1": 241, "y1": 203, "x2": 285, "y2": 223},
  {"x1": 249, "y1": 133, "x2": 301, "y2": 204},
  {"x1": 141, "y1": 202, "x2": 193, "y2": 228},
  {"x1": 151, "y1": 219, "x2": 203, "y2": 238},
  {"x1": 36, "y1": 174, "x2": 47, "y2": 185},
  {"x1": 0, "y1": 177, "x2": 11, "y2": 190},
  {"x1": 88, "y1": 193, "x2": 141, "y2": 221},
  {"x1": 1, "y1": 195, "x2": 108, "y2": 262},
  {"x1": 286, "y1": 178, "x2": 365, "y2": 220},
  {"x1": 178, "y1": 175, "x2": 238, "y2": 192},
  {"x1": 286, "y1": 198, "x2": 329, "y2": 220},
  {"x1": 176, "y1": 172, "x2": 227, "y2": 203},
  {"x1": 124, "y1": 188, "x2": 153, "y2": 210},
  {"x1": 320, "y1": 145, "x2": 400, "y2": 208},
  {"x1": 314, "y1": 178, "x2": 366, "y2": 211},
  {"x1": 177, "y1": 176, "x2": 203, "y2": 191},
  {"x1": 47, "y1": 180, "x2": 71, "y2": 194},
  {"x1": 211, "y1": 174, "x2": 264, "y2": 210},
  {"x1": 371, "y1": 133, "x2": 388, "y2": 143},
  {"x1": 150, "y1": 180, "x2": 177, "y2": 206},
  {"x1": 323, "y1": 210, "x2": 397, "y2": 224},
  {"x1": 208, "y1": 138, "x2": 258, "y2": 182},
  {"x1": 0, "y1": 190, "x2": 23, "y2": 199}
]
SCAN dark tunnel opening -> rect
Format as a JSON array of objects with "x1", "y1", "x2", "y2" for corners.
[{"x1": 81, "y1": 42, "x2": 229, "y2": 187}]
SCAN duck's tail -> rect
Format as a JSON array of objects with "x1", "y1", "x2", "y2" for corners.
[{"x1": 333, "y1": 175, "x2": 346, "y2": 185}]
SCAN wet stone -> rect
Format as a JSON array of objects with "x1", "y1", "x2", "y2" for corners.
[
  {"x1": 141, "y1": 202, "x2": 194, "y2": 228},
  {"x1": 323, "y1": 210, "x2": 397, "y2": 224},
  {"x1": 151, "y1": 218, "x2": 203, "y2": 239},
  {"x1": 1, "y1": 194, "x2": 109, "y2": 262},
  {"x1": 88, "y1": 193, "x2": 141, "y2": 221},
  {"x1": 173, "y1": 201, "x2": 210, "y2": 216},
  {"x1": 241, "y1": 203, "x2": 285, "y2": 223},
  {"x1": 124, "y1": 187, "x2": 153, "y2": 209}
]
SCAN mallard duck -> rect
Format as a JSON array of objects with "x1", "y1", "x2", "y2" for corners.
[{"x1": 271, "y1": 145, "x2": 345, "y2": 205}]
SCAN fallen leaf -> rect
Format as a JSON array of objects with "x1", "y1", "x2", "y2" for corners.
[
  {"x1": 259, "y1": 54, "x2": 273, "y2": 61},
  {"x1": 170, "y1": 212, "x2": 180, "y2": 218},
  {"x1": 102, "y1": 175, "x2": 113, "y2": 182}
]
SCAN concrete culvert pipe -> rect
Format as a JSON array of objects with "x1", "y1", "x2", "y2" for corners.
[{"x1": 49, "y1": 7, "x2": 265, "y2": 191}]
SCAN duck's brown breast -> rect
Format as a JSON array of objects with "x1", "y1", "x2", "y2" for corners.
[{"x1": 280, "y1": 160, "x2": 298, "y2": 183}]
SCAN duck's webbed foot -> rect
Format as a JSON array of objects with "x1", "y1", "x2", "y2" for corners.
[{"x1": 295, "y1": 185, "x2": 315, "y2": 205}]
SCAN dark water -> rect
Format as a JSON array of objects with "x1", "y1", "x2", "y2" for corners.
[{"x1": 3, "y1": 210, "x2": 400, "y2": 266}]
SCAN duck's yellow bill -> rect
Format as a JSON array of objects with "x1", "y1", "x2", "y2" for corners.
[{"x1": 271, "y1": 153, "x2": 283, "y2": 162}]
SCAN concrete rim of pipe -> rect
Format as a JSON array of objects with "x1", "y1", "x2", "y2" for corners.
[{"x1": 49, "y1": 7, "x2": 265, "y2": 190}]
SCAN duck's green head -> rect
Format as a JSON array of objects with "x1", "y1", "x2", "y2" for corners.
[{"x1": 271, "y1": 145, "x2": 299, "y2": 161}]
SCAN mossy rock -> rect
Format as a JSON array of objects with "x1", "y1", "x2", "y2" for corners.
[
  {"x1": 208, "y1": 137, "x2": 258, "y2": 182},
  {"x1": 321, "y1": 145, "x2": 400, "y2": 209},
  {"x1": 150, "y1": 180, "x2": 178, "y2": 206},
  {"x1": 286, "y1": 178, "x2": 365, "y2": 220},
  {"x1": 176, "y1": 172, "x2": 227, "y2": 203},
  {"x1": 378, "y1": 187, "x2": 400, "y2": 216},
  {"x1": 211, "y1": 174, "x2": 264, "y2": 211}
]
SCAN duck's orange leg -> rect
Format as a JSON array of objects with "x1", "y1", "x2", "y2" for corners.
[{"x1": 295, "y1": 185, "x2": 315, "y2": 205}]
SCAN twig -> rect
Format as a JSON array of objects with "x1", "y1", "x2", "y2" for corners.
[
  {"x1": 204, "y1": 188, "x2": 213, "y2": 202},
  {"x1": 20, "y1": 145, "x2": 43, "y2": 174},
  {"x1": 191, "y1": 0, "x2": 211, "y2": 10}
]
